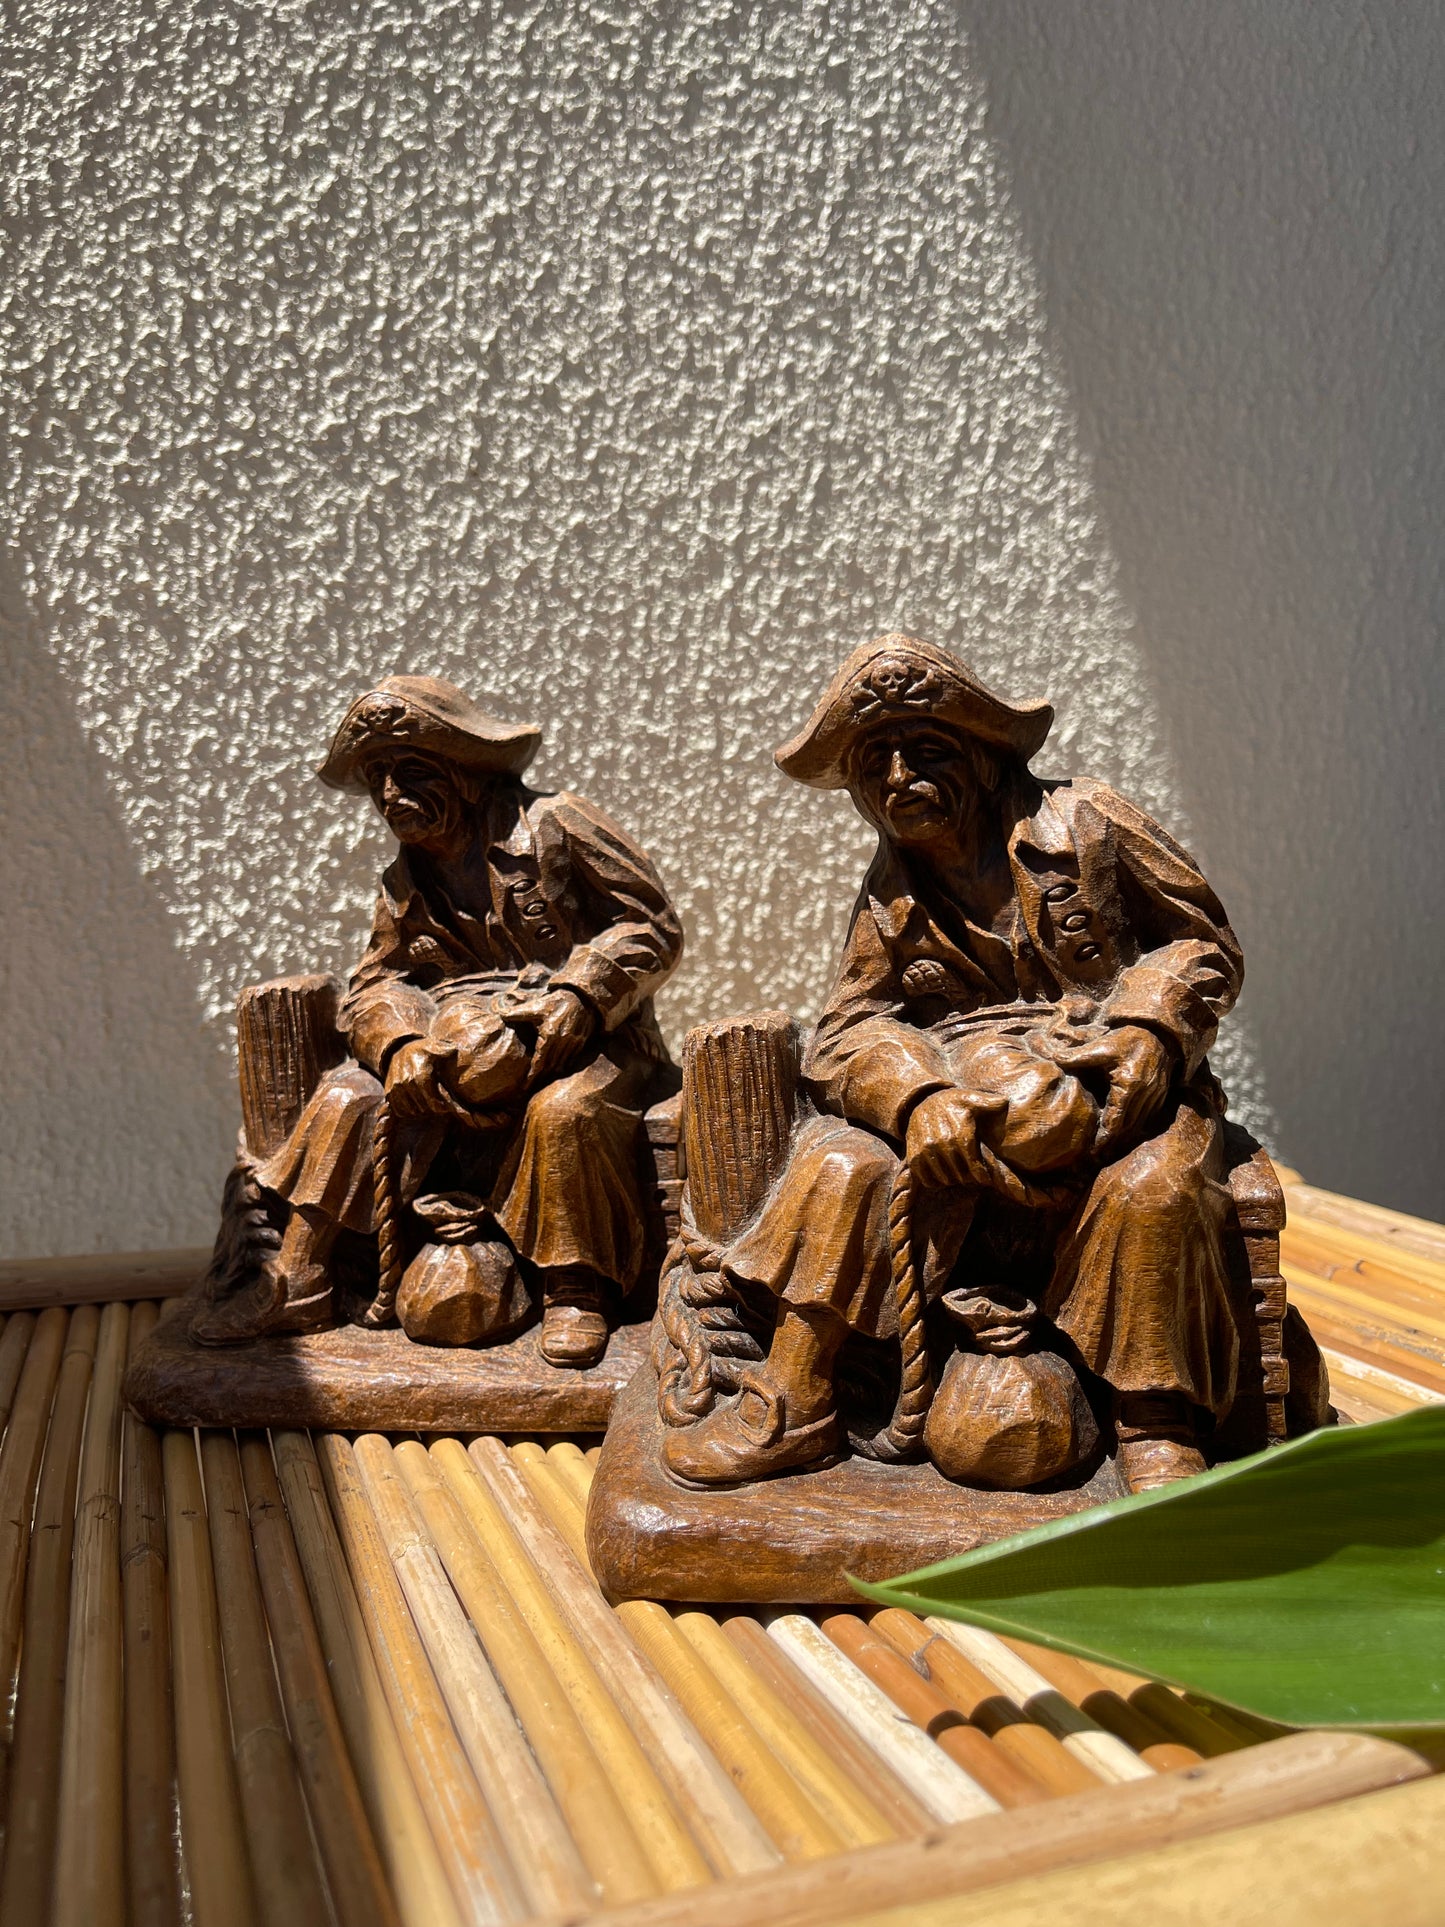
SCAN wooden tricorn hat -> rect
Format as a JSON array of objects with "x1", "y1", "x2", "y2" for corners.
[
  {"x1": 775, "y1": 635, "x2": 1054, "y2": 789},
  {"x1": 319, "y1": 675, "x2": 542, "y2": 791}
]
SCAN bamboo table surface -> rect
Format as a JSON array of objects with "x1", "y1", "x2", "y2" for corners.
[{"x1": 0, "y1": 1176, "x2": 1441, "y2": 1927}]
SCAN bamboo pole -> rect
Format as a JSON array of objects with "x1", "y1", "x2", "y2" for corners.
[
  {"x1": 163, "y1": 1427, "x2": 259, "y2": 1927},
  {"x1": 271, "y1": 1431, "x2": 463, "y2": 1927},
  {"x1": 541, "y1": 1732, "x2": 1433, "y2": 1927},
  {"x1": 673, "y1": 1610, "x2": 897, "y2": 1847},
  {"x1": 351, "y1": 1433, "x2": 597, "y2": 1919},
  {"x1": 1176, "y1": 1690, "x2": 1286, "y2": 1747},
  {"x1": 0, "y1": 1306, "x2": 69, "y2": 1725},
  {"x1": 508, "y1": 1438, "x2": 594, "y2": 1563},
  {"x1": 200, "y1": 1429, "x2": 331, "y2": 1927},
  {"x1": 544, "y1": 1438, "x2": 596, "y2": 1511},
  {"x1": 52, "y1": 1299, "x2": 130, "y2": 1927},
  {"x1": 925, "y1": 1620, "x2": 1155, "y2": 1784},
  {"x1": 239, "y1": 1433, "x2": 398, "y2": 1927},
  {"x1": 1283, "y1": 1227, "x2": 1445, "y2": 1323},
  {"x1": 819, "y1": 1613, "x2": 1050, "y2": 1809},
  {"x1": 615, "y1": 1599, "x2": 847, "y2": 1862},
  {"x1": 1000, "y1": 1639, "x2": 1205, "y2": 1770},
  {"x1": 1282, "y1": 1287, "x2": 1445, "y2": 1395},
  {"x1": 393, "y1": 1438, "x2": 661, "y2": 1908},
  {"x1": 120, "y1": 1304, "x2": 183, "y2": 1927},
  {"x1": 1321, "y1": 1346, "x2": 1438, "y2": 1416},
  {"x1": 719, "y1": 1615, "x2": 933, "y2": 1839},
  {"x1": 1283, "y1": 1256, "x2": 1445, "y2": 1347},
  {"x1": 547, "y1": 1430, "x2": 906, "y2": 1853},
  {"x1": 317, "y1": 1432, "x2": 525, "y2": 1927},
  {"x1": 1093, "y1": 1675, "x2": 1245, "y2": 1759},
  {"x1": 462, "y1": 1437, "x2": 778, "y2": 1880},
  {"x1": 1283, "y1": 1211, "x2": 1445, "y2": 1289},
  {"x1": 505, "y1": 1441, "x2": 851, "y2": 1860},
  {"x1": 0, "y1": 1308, "x2": 36, "y2": 1438},
  {"x1": 428, "y1": 1438, "x2": 712, "y2": 1895},
  {"x1": 1282, "y1": 1182, "x2": 1445, "y2": 1267},
  {"x1": 0, "y1": 1304, "x2": 98, "y2": 1926},
  {"x1": 867, "y1": 1610, "x2": 1104, "y2": 1798},
  {"x1": 0, "y1": 1249, "x2": 206, "y2": 1312},
  {"x1": 767, "y1": 1615, "x2": 1003, "y2": 1825}
]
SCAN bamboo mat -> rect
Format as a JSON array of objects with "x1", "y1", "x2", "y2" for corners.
[{"x1": 0, "y1": 1181, "x2": 1440, "y2": 1927}]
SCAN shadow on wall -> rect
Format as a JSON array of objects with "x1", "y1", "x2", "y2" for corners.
[
  {"x1": 0, "y1": 599, "x2": 236, "y2": 1254},
  {"x1": 965, "y1": 0, "x2": 1445, "y2": 1217}
]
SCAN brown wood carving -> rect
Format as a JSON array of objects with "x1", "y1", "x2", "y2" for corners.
[
  {"x1": 589, "y1": 634, "x2": 1331, "y2": 1599},
  {"x1": 125, "y1": 674, "x2": 684, "y2": 1433}
]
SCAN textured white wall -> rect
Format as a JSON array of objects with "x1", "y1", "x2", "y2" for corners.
[{"x1": 1, "y1": 0, "x2": 1438, "y2": 1256}]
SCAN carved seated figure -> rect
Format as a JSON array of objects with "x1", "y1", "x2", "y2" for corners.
[
  {"x1": 194, "y1": 674, "x2": 683, "y2": 1368},
  {"x1": 653, "y1": 637, "x2": 1326, "y2": 1496}
]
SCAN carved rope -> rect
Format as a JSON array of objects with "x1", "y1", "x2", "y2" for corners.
[{"x1": 362, "y1": 1100, "x2": 403, "y2": 1329}]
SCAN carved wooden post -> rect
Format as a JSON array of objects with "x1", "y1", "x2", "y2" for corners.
[
  {"x1": 235, "y1": 974, "x2": 344, "y2": 1159},
  {"x1": 680, "y1": 1010, "x2": 801, "y2": 1245}
]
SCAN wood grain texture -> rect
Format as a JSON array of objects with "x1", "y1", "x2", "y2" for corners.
[
  {"x1": 126, "y1": 1298, "x2": 650, "y2": 1431},
  {"x1": 586, "y1": 1363, "x2": 1124, "y2": 1604},
  {"x1": 681, "y1": 1012, "x2": 800, "y2": 1242},
  {"x1": 236, "y1": 973, "x2": 343, "y2": 1158}
]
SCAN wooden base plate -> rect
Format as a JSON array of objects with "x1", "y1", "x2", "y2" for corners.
[
  {"x1": 124, "y1": 1295, "x2": 651, "y2": 1433},
  {"x1": 586, "y1": 1362, "x2": 1127, "y2": 1604}
]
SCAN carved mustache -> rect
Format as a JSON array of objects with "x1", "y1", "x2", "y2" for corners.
[{"x1": 885, "y1": 779, "x2": 945, "y2": 807}]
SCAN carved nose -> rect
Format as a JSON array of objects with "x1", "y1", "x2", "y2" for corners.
[{"x1": 887, "y1": 749, "x2": 912, "y2": 789}]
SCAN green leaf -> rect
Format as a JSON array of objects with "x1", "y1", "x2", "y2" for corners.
[{"x1": 851, "y1": 1404, "x2": 1445, "y2": 1731}]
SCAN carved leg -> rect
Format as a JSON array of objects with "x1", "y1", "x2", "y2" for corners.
[
  {"x1": 191, "y1": 1205, "x2": 338, "y2": 1344},
  {"x1": 538, "y1": 1264, "x2": 613, "y2": 1368},
  {"x1": 1114, "y1": 1392, "x2": 1207, "y2": 1493},
  {"x1": 660, "y1": 1307, "x2": 847, "y2": 1486}
]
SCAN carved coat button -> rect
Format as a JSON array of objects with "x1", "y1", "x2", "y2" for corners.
[
  {"x1": 1075, "y1": 942, "x2": 1102, "y2": 962},
  {"x1": 1044, "y1": 882, "x2": 1075, "y2": 902},
  {"x1": 1060, "y1": 911, "x2": 1090, "y2": 932}
]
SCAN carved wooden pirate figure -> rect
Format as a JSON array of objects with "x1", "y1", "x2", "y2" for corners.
[
  {"x1": 661, "y1": 635, "x2": 1299, "y2": 1492},
  {"x1": 194, "y1": 675, "x2": 683, "y2": 1366}
]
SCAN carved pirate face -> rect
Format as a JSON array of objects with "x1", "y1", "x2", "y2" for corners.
[
  {"x1": 361, "y1": 748, "x2": 467, "y2": 848},
  {"x1": 848, "y1": 721, "x2": 977, "y2": 845}
]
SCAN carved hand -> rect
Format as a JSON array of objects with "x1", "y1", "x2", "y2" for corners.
[
  {"x1": 498, "y1": 988, "x2": 597, "y2": 1087},
  {"x1": 904, "y1": 1086, "x2": 1008, "y2": 1189},
  {"x1": 1052, "y1": 1023, "x2": 1174, "y2": 1155},
  {"x1": 384, "y1": 1038, "x2": 456, "y2": 1118}
]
